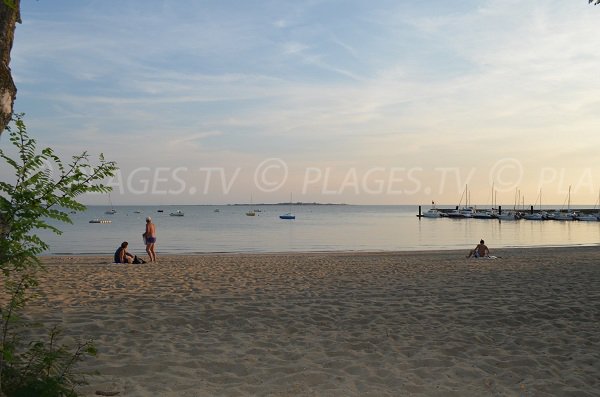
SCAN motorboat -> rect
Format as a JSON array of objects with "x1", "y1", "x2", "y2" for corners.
[
  {"x1": 246, "y1": 210, "x2": 256, "y2": 216},
  {"x1": 89, "y1": 218, "x2": 111, "y2": 224},
  {"x1": 421, "y1": 208, "x2": 443, "y2": 218},
  {"x1": 279, "y1": 213, "x2": 295, "y2": 220},
  {"x1": 169, "y1": 210, "x2": 184, "y2": 217}
]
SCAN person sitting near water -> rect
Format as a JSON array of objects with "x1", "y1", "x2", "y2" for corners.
[
  {"x1": 467, "y1": 239, "x2": 490, "y2": 258},
  {"x1": 114, "y1": 241, "x2": 145, "y2": 264}
]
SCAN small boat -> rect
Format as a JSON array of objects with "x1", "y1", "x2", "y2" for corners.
[
  {"x1": 105, "y1": 193, "x2": 117, "y2": 214},
  {"x1": 551, "y1": 211, "x2": 576, "y2": 221},
  {"x1": 157, "y1": 209, "x2": 164, "y2": 213},
  {"x1": 523, "y1": 211, "x2": 547, "y2": 221},
  {"x1": 447, "y1": 207, "x2": 475, "y2": 218},
  {"x1": 576, "y1": 213, "x2": 599, "y2": 221},
  {"x1": 169, "y1": 210, "x2": 184, "y2": 217},
  {"x1": 246, "y1": 194, "x2": 257, "y2": 216},
  {"x1": 550, "y1": 186, "x2": 576, "y2": 221},
  {"x1": 89, "y1": 218, "x2": 111, "y2": 224},
  {"x1": 473, "y1": 210, "x2": 497, "y2": 219},
  {"x1": 497, "y1": 211, "x2": 520, "y2": 220},
  {"x1": 421, "y1": 204, "x2": 443, "y2": 218},
  {"x1": 133, "y1": 210, "x2": 142, "y2": 214},
  {"x1": 279, "y1": 193, "x2": 295, "y2": 220}
]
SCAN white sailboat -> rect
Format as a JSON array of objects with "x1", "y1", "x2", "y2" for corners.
[
  {"x1": 551, "y1": 186, "x2": 576, "y2": 221},
  {"x1": 246, "y1": 194, "x2": 256, "y2": 216},
  {"x1": 448, "y1": 185, "x2": 474, "y2": 218},
  {"x1": 576, "y1": 189, "x2": 600, "y2": 221},
  {"x1": 523, "y1": 189, "x2": 547, "y2": 220},
  {"x1": 497, "y1": 188, "x2": 521, "y2": 220},
  {"x1": 104, "y1": 193, "x2": 117, "y2": 214}
]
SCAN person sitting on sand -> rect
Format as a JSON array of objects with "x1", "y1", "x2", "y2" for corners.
[
  {"x1": 114, "y1": 241, "x2": 134, "y2": 264},
  {"x1": 467, "y1": 239, "x2": 490, "y2": 258}
]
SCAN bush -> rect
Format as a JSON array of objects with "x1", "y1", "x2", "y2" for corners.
[{"x1": 0, "y1": 114, "x2": 117, "y2": 396}]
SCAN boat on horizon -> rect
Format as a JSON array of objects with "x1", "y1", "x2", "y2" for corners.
[
  {"x1": 497, "y1": 211, "x2": 520, "y2": 220},
  {"x1": 280, "y1": 193, "x2": 296, "y2": 220},
  {"x1": 89, "y1": 218, "x2": 111, "y2": 224},
  {"x1": 549, "y1": 186, "x2": 576, "y2": 221},
  {"x1": 169, "y1": 210, "x2": 184, "y2": 217},
  {"x1": 104, "y1": 193, "x2": 117, "y2": 214},
  {"x1": 422, "y1": 208, "x2": 443, "y2": 218}
]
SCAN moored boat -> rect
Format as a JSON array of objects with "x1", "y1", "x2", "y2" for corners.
[
  {"x1": 576, "y1": 213, "x2": 599, "y2": 221},
  {"x1": 89, "y1": 218, "x2": 111, "y2": 224},
  {"x1": 523, "y1": 211, "x2": 547, "y2": 220},
  {"x1": 279, "y1": 213, "x2": 295, "y2": 220},
  {"x1": 497, "y1": 211, "x2": 520, "y2": 220},
  {"x1": 422, "y1": 208, "x2": 443, "y2": 218}
]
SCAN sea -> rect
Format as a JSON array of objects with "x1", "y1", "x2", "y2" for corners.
[{"x1": 37, "y1": 205, "x2": 600, "y2": 255}]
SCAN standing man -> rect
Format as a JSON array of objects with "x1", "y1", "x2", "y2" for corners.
[{"x1": 144, "y1": 216, "x2": 157, "y2": 262}]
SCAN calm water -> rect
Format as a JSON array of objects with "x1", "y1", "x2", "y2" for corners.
[{"x1": 37, "y1": 205, "x2": 600, "y2": 255}]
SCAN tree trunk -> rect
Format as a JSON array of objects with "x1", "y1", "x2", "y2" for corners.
[
  {"x1": 0, "y1": 0, "x2": 20, "y2": 135},
  {"x1": 0, "y1": 4, "x2": 20, "y2": 391}
]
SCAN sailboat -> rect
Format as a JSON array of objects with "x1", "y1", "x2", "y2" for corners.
[
  {"x1": 246, "y1": 194, "x2": 256, "y2": 216},
  {"x1": 577, "y1": 190, "x2": 600, "y2": 221},
  {"x1": 523, "y1": 189, "x2": 546, "y2": 220},
  {"x1": 279, "y1": 194, "x2": 296, "y2": 220},
  {"x1": 447, "y1": 185, "x2": 474, "y2": 218},
  {"x1": 104, "y1": 193, "x2": 117, "y2": 214},
  {"x1": 551, "y1": 186, "x2": 576, "y2": 221},
  {"x1": 497, "y1": 188, "x2": 521, "y2": 220}
]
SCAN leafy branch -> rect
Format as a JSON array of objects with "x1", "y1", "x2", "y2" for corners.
[{"x1": 0, "y1": 113, "x2": 117, "y2": 396}]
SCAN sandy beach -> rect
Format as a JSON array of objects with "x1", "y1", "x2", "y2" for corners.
[{"x1": 15, "y1": 247, "x2": 600, "y2": 396}]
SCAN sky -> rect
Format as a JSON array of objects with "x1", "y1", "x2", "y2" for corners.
[{"x1": 2, "y1": 0, "x2": 600, "y2": 205}]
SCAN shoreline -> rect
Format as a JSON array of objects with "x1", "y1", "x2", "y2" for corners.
[
  {"x1": 39, "y1": 243, "x2": 600, "y2": 257},
  {"x1": 19, "y1": 247, "x2": 600, "y2": 396}
]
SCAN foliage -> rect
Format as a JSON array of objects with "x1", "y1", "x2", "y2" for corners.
[
  {"x1": 2, "y1": 1, "x2": 16, "y2": 10},
  {"x1": 0, "y1": 113, "x2": 117, "y2": 396},
  {"x1": 1, "y1": 327, "x2": 97, "y2": 397}
]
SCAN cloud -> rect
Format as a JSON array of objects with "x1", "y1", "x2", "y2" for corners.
[{"x1": 9, "y1": 0, "x2": 600, "y2": 204}]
